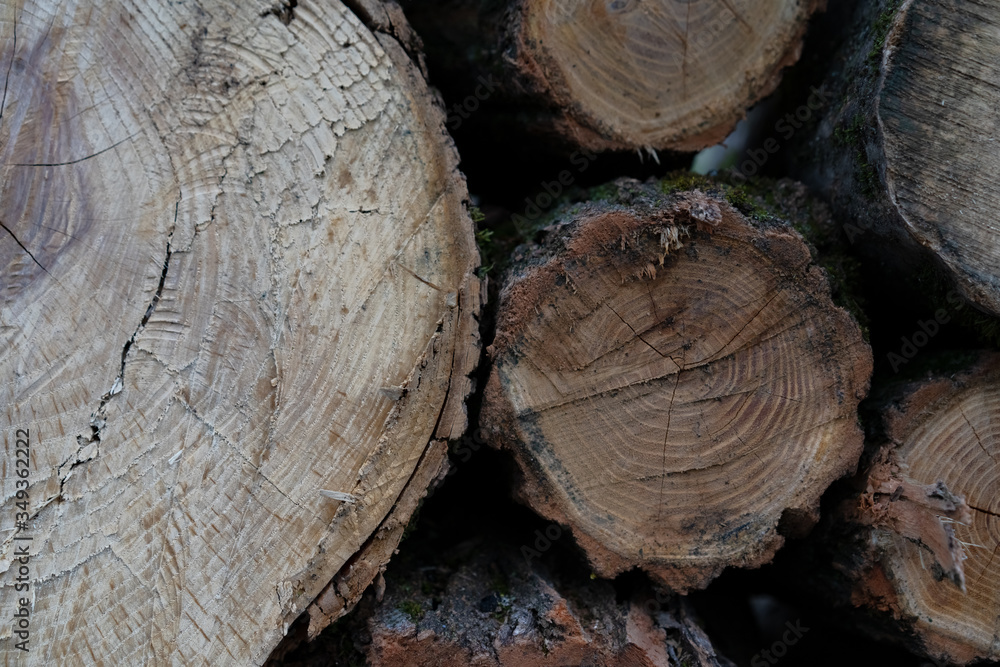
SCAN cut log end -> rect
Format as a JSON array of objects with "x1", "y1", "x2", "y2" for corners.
[
  {"x1": 0, "y1": 1, "x2": 479, "y2": 663},
  {"x1": 802, "y1": 0, "x2": 1000, "y2": 316},
  {"x1": 483, "y1": 182, "x2": 872, "y2": 592},
  {"x1": 514, "y1": 0, "x2": 821, "y2": 151},
  {"x1": 849, "y1": 352, "x2": 1000, "y2": 665},
  {"x1": 878, "y1": 0, "x2": 1000, "y2": 315}
]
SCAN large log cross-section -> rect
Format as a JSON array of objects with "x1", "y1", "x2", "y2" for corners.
[{"x1": 0, "y1": 1, "x2": 480, "y2": 664}]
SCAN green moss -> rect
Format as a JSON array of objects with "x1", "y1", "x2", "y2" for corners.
[
  {"x1": 856, "y1": 152, "x2": 879, "y2": 198},
  {"x1": 475, "y1": 228, "x2": 494, "y2": 248},
  {"x1": 833, "y1": 113, "x2": 880, "y2": 199},
  {"x1": 492, "y1": 597, "x2": 513, "y2": 623},
  {"x1": 490, "y1": 571, "x2": 511, "y2": 597},
  {"x1": 475, "y1": 227, "x2": 495, "y2": 278},
  {"x1": 658, "y1": 171, "x2": 715, "y2": 195},
  {"x1": 656, "y1": 170, "x2": 784, "y2": 223},
  {"x1": 398, "y1": 600, "x2": 424, "y2": 622},
  {"x1": 867, "y1": 0, "x2": 904, "y2": 74},
  {"x1": 469, "y1": 205, "x2": 486, "y2": 224},
  {"x1": 587, "y1": 182, "x2": 619, "y2": 202},
  {"x1": 833, "y1": 113, "x2": 865, "y2": 147},
  {"x1": 723, "y1": 185, "x2": 778, "y2": 223}
]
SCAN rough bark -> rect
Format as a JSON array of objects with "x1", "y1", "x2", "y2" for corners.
[
  {"x1": 481, "y1": 178, "x2": 872, "y2": 592},
  {"x1": 363, "y1": 543, "x2": 734, "y2": 667},
  {"x1": 818, "y1": 351, "x2": 1000, "y2": 665},
  {"x1": 408, "y1": 0, "x2": 823, "y2": 153},
  {"x1": 0, "y1": 1, "x2": 479, "y2": 664},
  {"x1": 795, "y1": 0, "x2": 1000, "y2": 316}
]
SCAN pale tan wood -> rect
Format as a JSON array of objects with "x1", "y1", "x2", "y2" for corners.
[
  {"x1": 514, "y1": 0, "x2": 822, "y2": 151},
  {"x1": 410, "y1": 0, "x2": 819, "y2": 152},
  {"x1": 482, "y1": 182, "x2": 872, "y2": 592},
  {"x1": 0, "y1": 1, "x2": 479, "y2": 664},
  {"x1": 846, "y1": 352, "x2": 1000, "y2": 664}
]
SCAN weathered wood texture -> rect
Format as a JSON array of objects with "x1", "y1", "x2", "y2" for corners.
[
  {"x1": 409, "y1": 0, "x2": 821, "y2": 152},
  {"x1": 795, "y1": 0, "x2": 1000, "y2": 315},
  {"x1": 363, "y1": 544, "x2": 733, "y2": 667},
  {"x1": 826, "y1": 351, "x2": 1000, "y2": 665},
  {"x1": 481, "y1": 179, "x2": 872, "y2": 592},
  {"x1": 0, "y1": 1, "x2": 479, "y2": 664}
]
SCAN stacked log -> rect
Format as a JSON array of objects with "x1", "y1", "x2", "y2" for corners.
[
  {"x1": 4, "y1": 0, "x2": 999, "y2": 664},
  {"x1": 362, "y1": 543, "x2": 733, "y2": 667},
  {"x1": 795, "y1": 0, "x2": 1000, "y2": 316},
  {"x1": 408, "y1": 0, "x2": 823, "y2": 152},
  {"x1": 0, "y1": 1, "x2": 479, "y2": 663},
  {"x1": 807, "y1": 351, "x2": 1000, "y2": 665},
  {"x1": 481, "y1": 178, "x2": 872, "y2": 592}
]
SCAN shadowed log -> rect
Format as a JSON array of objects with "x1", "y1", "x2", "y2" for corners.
[
  {"x1": 365, "y1": 543, "x2": 734, "y2": 667},
  {"x1": 795, "y1": 0, "x2": 1000, "y2": 316},
  {"x1": 828, "y1": 351, "x2": 1000, "y2": 665}
]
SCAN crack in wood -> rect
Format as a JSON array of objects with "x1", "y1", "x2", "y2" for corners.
[
  {"x1": 604, "y1": 301, "x2": 671, "y2": 361},
  {"x1": 59, "y1": 209, "x2": 176, "y2": 494},
  {"x1": 0, "y1": 12, "x2": 14, "y2": 130},
  {"x1": 967, "y1": 504, "x2": 1000, "y2": 519},
  {"x1": 0, "y1": 218, "x2": 48, "y2": 273},
  {"x1": 960, "y1": 405, "x2": 998, "y2": 465},
  {"x1": 260, "y1": 0, "x2": 297, "y2": 26},
  {"x1": 10, "y1": 133, "x2": 136, "y2": 167}
]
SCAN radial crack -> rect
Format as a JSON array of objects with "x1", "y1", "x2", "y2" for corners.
[
  {"x1": 60, "y1": 213, "x2": 176, "y2": 493},
  {"x1": 960, "y1": 406, "x2": 997, "y2": 465},
  {"x1": 968, "y1": 504, "x2": 1000, "y2": 519},
  {"x1": 657, "y1": 370, "x2": 681, "y2": 519},
  {"x1": 605, "y1": 302, "x2": 671, "y2": 361},
  {"x1": 0, "y1": 219, "x2": 48, "y2": 273},
  {"x1": 0, "y1": 13, "x2": 14, "y2": 130}
]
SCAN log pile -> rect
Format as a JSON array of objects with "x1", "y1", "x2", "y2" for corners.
[
  {"x1": 2, "y1": 0, "x2": 999, "y2": 665},
  {"x1": 362, "y1": 543, "x2": 733, "y2": 667}
]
